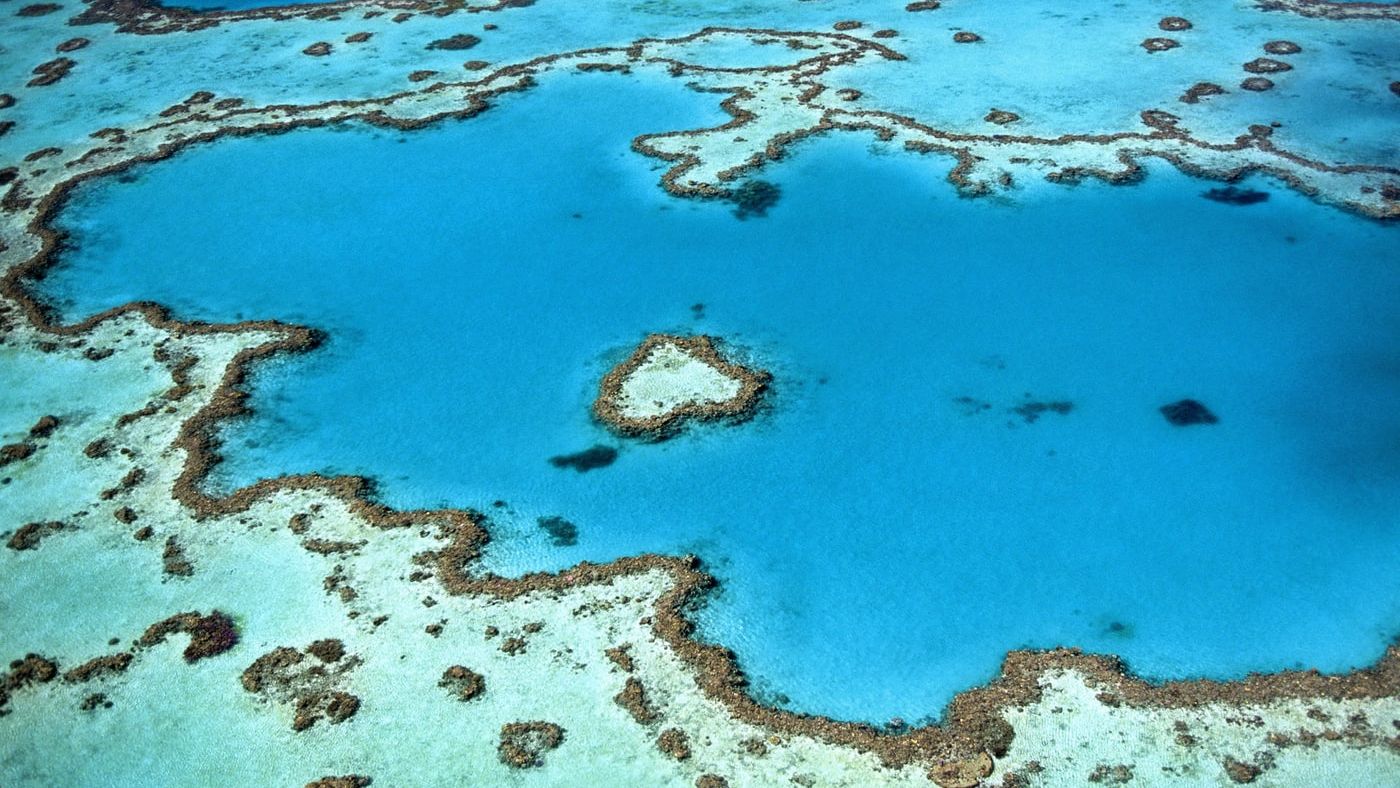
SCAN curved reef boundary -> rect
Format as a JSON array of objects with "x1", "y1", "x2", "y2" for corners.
[
  {"x1": 71, "y1": 0, "x2": 535, "y2": 36},
  {"x1": 65, "y1": 0, "x2": 1400, "y2": 37},
  {"x1": 2, "y1": 26, "x2": 1396, "y2": 220},
  {"x1": 1256, "y1": 0, "x2": 1400, "y2": 21},
  {"x1": 593, "y1": 334, "x2": 770, "y2": 440},
  {"x1": 2, "y1": 23, "x2": 1399, "y2": 787}
]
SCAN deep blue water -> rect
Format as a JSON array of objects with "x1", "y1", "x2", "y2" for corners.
[{"x1": 40, "y1": 71, "x2": 1400, "y2": 723}]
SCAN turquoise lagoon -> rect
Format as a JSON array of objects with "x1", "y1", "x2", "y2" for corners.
[{"x1": 36, "y1": 71, "x2": 1400, "y2": 723}]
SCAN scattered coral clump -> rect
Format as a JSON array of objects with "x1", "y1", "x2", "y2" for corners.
[{"x1": 499, "y1": 721, "x2": 565, "y2": 768}]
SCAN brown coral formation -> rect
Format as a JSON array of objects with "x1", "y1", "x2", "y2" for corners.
[
  {"x1": 7, "y1": 520, "x2": 66, "y2": 551},
  {"x1": 984, "y1": 109, "x2": 1020, "y2": 125},
  {"x1": 657, "y1": 727, "x2": 692, "y2": 760},
  {"x1": 905, "y1": 0, "x2": 940, "y2": 10},
  {"x1": 138, "y1": 611, "x2": 238, "y2": 662},
  {"x1": 1141, "y1": 37, "x2": 1180, "y2": 52},
  {"x1": 162, "y1": 536, "x2": 195, "y2": 576},
  {"x1": 24, "y1": 147, "x2": 62, "y2": 162},
  {"x1": 1180, "y1": 82, "x2": 1226, "y2": 104},
  {"x1": 1244, "y1": 57, "x2": 1293, "y2": 74},
  {"x1": 605, "y1": 644, "x2": 635, "y2": 672},
  {"x1": 83, "y1": 438, "x2": 111, "y2": 459},
  {"x1": 306, "y1": 639, "x2": 346, "y2": 663},
  {"x1": 929, "y1": 751, "x2": 994, "y2": 787},
  {"x1": 100, "y1": 466, "x2": 146, "y2": 499},
  {"x1": 345, "y1": 32, "x2": 372, "y2": 43},
  {"x1": 28, "y1": 58, "x2": 76, "y2": 87},
  {"x1": 832, "y1": 21, "x2": 861, "y2": 31},
  {"x1": 1, "y1": 654, "x2": 59, "y2": 714},
  {"x1": 439, "y1": 665, "x2": 485, "y2": 700},
  {"x1": 615, "y1": 676, "x2": 658, "y2": 724},
  {"x1": 1087, "y1": 763, "x2": 1135, "y2": 783},
  {"x1": 1223, "y1": 756, "x2": 1263, "y2": 783},
  {"x1": 593, "y1": 334, "x2": 770, "y2": 440},
  {"x1": 305, "y1": 778, "x2": 372, "y2": 788},
  {"x1": 56, "y1": 38, "x2": 91, "y2": 53},
  {"x1": 302, "y1": 691, "x2": 360, "y2": 729},
  {"x1": 1, "y1": 442, "x2": 36, "y2": 466},
  {"x1": 408, "y1": 70, "x2": 439, "y2": 82},
  {"x1": 952, "y1": 31, "x2": 982, "y2": 43},
  {"x1": 301, "y1": 538, "x2": 363, "y2": 555},
  {"x1": 17, "y1": 3, "x2": 61, "y2": 16},
  {"x1": 427, "y1": 34, "x2": 481, "y2": 50},
  {"x1": 498, "y1": 721, "x2": 565, "y2": 768},
  {"x1": 1263, "y1": 40, "x2": 1302, "y2": 55},
  {"x1": 241, "y1": 641, "x2": 361, "y2": 731},
  {"x1": 63, "y1": 652, "x2": 134, "y2": 683},
  {"x1": 1241, "y1": 77, "x2": 1275, "y2": 92},
  {"x1": 303, "y1": 42, "x2": 332, "y2": 56},
  {"x1": 1158, "y1": 16, "x2": 1192, "y2": 31}
]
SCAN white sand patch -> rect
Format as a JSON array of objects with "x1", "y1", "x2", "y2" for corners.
[{"x1": 616, "y1": 341, "x2": 745, "y2": 420}]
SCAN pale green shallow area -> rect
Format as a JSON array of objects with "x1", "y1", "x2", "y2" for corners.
[{"x1": 1, "y1": 0, "x2": 1395, "y2": 167}]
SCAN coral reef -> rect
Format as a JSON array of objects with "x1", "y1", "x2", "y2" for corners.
[
  {"x1": 594, "y1": 334, "x2": 770, "y2": 439},
  {"x1": 657, "y1": 727, "x2": 692, "y2": 760},
  {"x1": 240, "y1": 642, "x2": 362, "y2": 731},
  {"x1": 1159, "y1": 399, "x2": 1219, "y2": 426},
  {"x1": 138, "y1": 611, "x2": 239, "y2": 663},
  {"x1": 498, "y1": 721, "x2": 565, "y2": 767},
  {"x1": 427, "y1": 34, "x2": 481, "y2": 50}
]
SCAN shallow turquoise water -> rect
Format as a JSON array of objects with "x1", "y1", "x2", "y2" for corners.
[{"x1": 39, "y1": 70, "x2": 1400, "y2": 723}]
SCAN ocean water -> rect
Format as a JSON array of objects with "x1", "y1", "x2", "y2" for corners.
[{"x1": 37, "y1": 69, "x2": 1400, "y2": 723}]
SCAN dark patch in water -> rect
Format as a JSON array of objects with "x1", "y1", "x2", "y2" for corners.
[
  {"x1": 1104, "y1": 620, "x2": 1135, "y2": 638},
  {"x1": 1202, "y1": 186, "x2": 1269, "y2": 205},
  {"x1": 548, "y1": 445, "x2": 618, "y2": 472},
  {"x1": 690, "y1": 302, "x2": 705, "y2": 319},
  {"x1": 537, "y1": 516, "x2": 578, "y2": 547},
  {"x1": 954, "y1": 395, "x2": 992, "y2": 416},
  {"x1": 1011, "y1": 399, "x2": 1074, "y2": 424},
  {"x1": 1160, "y1": 399, "x2": 1218, "y2": 426},
  {"x1": 731, "y1": 180, "x2": 781, "y2": 219}
]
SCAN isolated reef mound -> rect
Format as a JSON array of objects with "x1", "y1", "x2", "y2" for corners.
[
  {"x1": 499, "y1": 721, "x2": 565, "y2": 768},
  {"x1": 1160, "y1": 399, "x2": 1219, "y2": 426},
  {"x1": 594, "y1": 334, "x2": 770, "y2": 440},
  {"x1": 427, "y1": 34, "x2": 481, "y2": 51}
]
